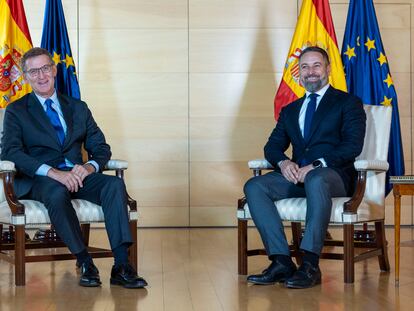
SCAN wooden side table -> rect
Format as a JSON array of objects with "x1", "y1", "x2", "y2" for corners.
[{"x1": 390, "y1": 176, "x2": 414, "y2": 286}]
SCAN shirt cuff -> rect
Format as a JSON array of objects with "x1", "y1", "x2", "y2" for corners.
[
  {"x1": 278, "y1": 159, "x2": 289, "y2": 168},
  {"x1": 86, "y1": 160, "x2": 99, "y2": 172},
  {"x1": 35, "y1": 164, "x2": 52, "y2": 176},
  {"x1": 319, "y1": 158, "x2": 327, "y2": 167}
]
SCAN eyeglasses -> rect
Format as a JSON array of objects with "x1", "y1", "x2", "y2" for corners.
[{"x1": 25, "y1": 63, "x2": 54, "y2": 78}]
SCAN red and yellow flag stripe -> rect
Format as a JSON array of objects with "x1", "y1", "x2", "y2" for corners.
[
  {"x1": 0, "y1": 0, "x2": 33, "y2": 108},
  {"x1": 274, "y1": 0, "x2": 346, "y2": 119}
]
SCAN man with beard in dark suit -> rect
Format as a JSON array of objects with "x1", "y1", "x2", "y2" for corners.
[
  {"x1": 1, "y1": 47, "x2": 147, "y2": 288},
  {"x1": 244, "y1": 46, "x2": 366, "y2": 288}
]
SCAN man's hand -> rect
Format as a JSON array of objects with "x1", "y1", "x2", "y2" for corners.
[
  {"x1": 71, "y1": 164, "x2": 95, "y2": 181},
  {"x1": 297, "y1": 164, "x2": 314, "y2": 183},
  {"x1": 47, "y1": 168, "x2": 84, "y2": 192},
  {"x1": 47, "y1": 164, "x2": 95, "y2": 192},
  {"x1": 280, "y1": 160, "x2": 299, "y2": 184}
]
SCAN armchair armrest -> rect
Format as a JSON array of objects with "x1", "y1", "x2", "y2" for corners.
[
  {"x1": 105, "y1": 159, "x2": 128, "y2": 170},
  {"x1": 248, "y1": 158, "x2": 274, "y2": 176},
  {"x1": 343, "y1": 159, "x2": 388, "y2": 215},
  {"x1": 0, "y1": 160, "x2": 16, "y2": 172},
  {"x1": 0, "y1": 160, "x2": 25, "y2": 215},
  {"x1": 354, "y1": 159, "x2": 389, "y2": 172},
  {"x1": 103, "y1": 159, "x2": 137, "y2": 212},
  {"x1": 248, "y1": 159, "x2": 274, "y2": 169}
]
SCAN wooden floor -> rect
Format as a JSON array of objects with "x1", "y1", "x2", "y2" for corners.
[{"x1": 1, "y1": 227, "x2": 414, "y2": 311}]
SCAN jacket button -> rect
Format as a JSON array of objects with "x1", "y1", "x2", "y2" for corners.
[{"x1": 305, "y1": 148, "x2": 309, "y2": 151}]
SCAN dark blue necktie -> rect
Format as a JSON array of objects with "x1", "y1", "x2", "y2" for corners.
[
  {"x1": 45, "y1": 98, "x2": 65, "y2": 145},
  {"x1": 303, "y1": 93, "x2": 318, "y2": 142}
]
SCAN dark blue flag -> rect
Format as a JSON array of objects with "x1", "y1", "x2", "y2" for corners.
[
  {"x1": 40, "y1": 0, "x2": 80, "y2": 99},
  {"x1": 341, "y1": 0, "x2": 404, "y2": 194}
]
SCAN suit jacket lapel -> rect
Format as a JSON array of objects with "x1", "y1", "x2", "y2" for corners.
[
  {"x1": 27, "y1": 92, "x2": 61, "y2": 145},
  {"x1": 307, "y1": 86, "x2": 335, "y2": 142},
  {"x1": 290, "y1": 97, "x2": 307, "y2": 145}
]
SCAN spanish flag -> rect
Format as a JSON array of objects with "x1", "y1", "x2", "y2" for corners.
[
  {"x1": 0, "y1": 0, "x2": 32, "y2": 108},
  {"x1": 274, "y1": 0, "x2": 346, "y2": 120}
]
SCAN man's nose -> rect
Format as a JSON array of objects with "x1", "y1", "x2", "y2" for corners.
[{"x1": 38, "y1": 69, "x2": 46, "y2": 78}]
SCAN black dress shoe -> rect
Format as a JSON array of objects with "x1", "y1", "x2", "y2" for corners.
[
  {"x1": 247, "y1": 260, "x2": 297, "y2": 285},
  {"x1": 110, "y1": 263, "x2": 148, "y2": 289},
  {"x1": 284, "y1": 261, "x2": 321, "y2": 289},
  {"x1": 79, "y1": 261, "x2": 101, "y2": 287}
]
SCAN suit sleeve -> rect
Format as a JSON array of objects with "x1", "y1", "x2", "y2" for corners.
[
  {"x1": 264, "y1": 108, "x2": 291, "y2": 167},
  {"x1": 323, "y1": 96, "x2": 366, "y2": 167},
  {"x1": 1, "y1": 108, "x2": 43, "y2": 177},
  {"x1": 82, "y1": 104, "x2": 111, "y2": 171}
]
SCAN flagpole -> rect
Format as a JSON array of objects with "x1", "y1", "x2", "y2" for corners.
[{"x1": 77, "y1": 0, "x2": 80, "y2": 82}]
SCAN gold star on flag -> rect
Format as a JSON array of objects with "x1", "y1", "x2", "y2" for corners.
[
  {"x1": 365, "y1": 37, "x2": 376, "y2": 51},
  {"x1": 377, "y1": 52, "x2": 387, "y2": 66},
  {"x1": 52, "y1": 51, "x2": 61, "y2": 65},
  {"x1": 383, "y1": 74, "x2": 393, "y2": 88},
  {"x1": 63, "y1": 54, "x2": 75, "y2": 69},
  {"x1": 380, "y1": 96, "x2": 392, "y2": 106},
  {"x1": 344, "y1": 45, "x2": 356, "y2": 60}
]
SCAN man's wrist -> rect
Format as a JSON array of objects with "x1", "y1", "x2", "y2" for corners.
[
  {"x1": 83, "y1": 163, "x2": 96, "y2": 174},
  {"x1": 278, "y1": 159, "x2": 290, "y2": 168}
]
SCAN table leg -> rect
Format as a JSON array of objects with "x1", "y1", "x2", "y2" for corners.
[{"x1": 394, "y1": 193, "x2": 401, "y2": 286}]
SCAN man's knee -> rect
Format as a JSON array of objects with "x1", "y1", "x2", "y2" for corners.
[
  {"x1": 304, "y1": 170, "x2": 328, "y2": 190},
  {"x1": 103, "y1": 176, "x2": 126, "y2": 194},
  {"x1": 244, "y1": 176, "x2": 266, "y2": 197},
  {"x1": 43, "y1": 183, "x2": 71, "y2": 208}
]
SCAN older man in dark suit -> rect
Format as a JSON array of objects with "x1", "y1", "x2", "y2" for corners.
[
  {"x1": 1, "y1": 47, "x2": 147, "y2": 288},
  {"x1": 244, "y1": 46, "x2": 366, "y2": 288}
]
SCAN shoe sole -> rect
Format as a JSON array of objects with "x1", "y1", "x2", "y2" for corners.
[
  {"x1": 284, "y1": 278, "x2": 321, "y2": 289},
  {"x1": 79, "y1": 281, "x2": 102, "y2": 287},
  {"x1": 110, "y1": 278, "x2": 147, "y2": 289},
  {"x1": 247, "y1": 278, "x2": 288, "y2": 285}
]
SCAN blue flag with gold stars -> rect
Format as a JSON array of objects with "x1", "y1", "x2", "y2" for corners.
[
  {"x1": 341, "y1": 0, "x2": 404, "y2": 194},
  {"x1": 40, "y1": 0, "x2": 80, "y2": 99}
]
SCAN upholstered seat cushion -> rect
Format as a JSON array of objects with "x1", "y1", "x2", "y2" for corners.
[
  {"x1": 0, "y1": 199, "x2": 105, "y2": 225},
  {"x1": 237, "y1": 197, "x2": 384, "y2": 224}
]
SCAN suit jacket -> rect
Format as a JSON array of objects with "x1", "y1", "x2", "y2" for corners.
[
  {"x1": 264, "y1": 86, "x2": 366, "y2": 194},
  {"x1": 1, "y1": 92, "x2": 111, "y2": 197}
]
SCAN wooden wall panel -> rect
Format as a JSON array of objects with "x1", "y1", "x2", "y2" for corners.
[
  {"x1": 20, "y1": 0, "x2": 414, "y2": 226},
  {"x1": 77, "y1": 0, "x2": 189, "y2": 226},
  {"x1": 190, "y1": 0, "x2": 297, "y2": 28},
  {"x1": 78, "y1": 30, "x2": 188, "y2": 73},
  {"x1": 190, "y1": 73, "x2": 279, "y2": 117},
  {"x1": 190, "y1": 29, "x2": 293, "y2": 73},
  {"x1": 79, "y1": 0, "x2": 188, "y2": 29}
]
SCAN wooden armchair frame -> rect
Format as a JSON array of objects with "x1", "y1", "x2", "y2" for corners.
[
  {"x1": 237, "y1": 105, "x2": 392, "y2": 283},
  {"x1": 0, "y1": 160, "x2": 138, "y2": 286}
]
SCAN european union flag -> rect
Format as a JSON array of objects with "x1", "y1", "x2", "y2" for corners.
[
  {"x1": 40, "y1": 0, "x2": 80, "y2": 99},
  {"x1": 341, "y1": 0, "x2": 404, "y2": 194}
]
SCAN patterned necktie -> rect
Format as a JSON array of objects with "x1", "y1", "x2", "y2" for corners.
[
  {"x1": 303, "y1": 93, "x2": 319, "y2": 142},
  {"x1": 45, "y1": 98, "x2": 65, "y2": 145}
]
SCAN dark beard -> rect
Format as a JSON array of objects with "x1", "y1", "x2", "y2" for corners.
[{"x1": 302, "y1": 76, "x2": 328, "y2": 92}]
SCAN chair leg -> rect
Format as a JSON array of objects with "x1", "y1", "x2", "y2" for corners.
[
  {"x1": 81, "y1": 224, "x2": 90, "y2": 247},
  {"x1": 343, "y1": 224, "x2": 354, "y2": 283},
  {"x1": 375, "y1": 221, "x2": 390, "y2": 271},
  {"x1": 238, "y1": 218, "x2": 248, "y2": 275},
  {"x1": 128, "y1": 219, "x2": 138, "y2": 271},
  {"x1": 14, "y1": 225, "x2": 26, "y2": 286},
  {"x1": 291, "y1": 222, "x2": 303, "y2": 266}
]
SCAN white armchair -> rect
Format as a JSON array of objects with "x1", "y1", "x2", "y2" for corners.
[
  {"x1": 0, "y1": 109, "x2": 138, "y2": 286},
  {"x1": 237, "y1": 105, "x2": 392, "y2": 283}
]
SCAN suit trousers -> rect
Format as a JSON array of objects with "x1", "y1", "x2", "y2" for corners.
[
  {"x1": 24, "y1": 173, "x2": 133, "y2": 254},
  {"x1": 243, "y1": 168, "x2": 347, "y2": 256}
]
